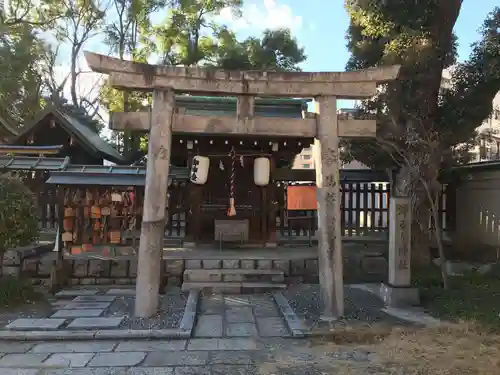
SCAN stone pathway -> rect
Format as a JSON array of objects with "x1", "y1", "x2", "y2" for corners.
[
  {"x1": 2, "y1": 288, "x2": 189, "y2": 334},
  {"x1": 195, "y1": 294, "x2": 291, "y2": 338},
  {"x1": 0, "y1": 337, "x2": 391, "y2": 374}
]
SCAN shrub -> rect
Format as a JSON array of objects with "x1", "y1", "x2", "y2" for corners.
[{"x1": 0, "y1": 175, "x2": 39, "y2": 253}]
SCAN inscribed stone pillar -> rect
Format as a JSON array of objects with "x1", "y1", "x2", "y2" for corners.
[
  {"x1": 135, "y1": 89, "x2": 174, "y2": 318},
  {"x1": 380, "y1": 196, "x2": 419, "y2": 306},
  {"x1": 313, "y1": 96, "x2": 344, "y2": 319},
  {"x1": 388, "y1": 197, "x2": 411, "y2": 286}
]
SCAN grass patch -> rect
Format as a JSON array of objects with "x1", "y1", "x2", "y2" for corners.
[
  {"x1": 0, "y1": 276, "x2": 41, "y2": 308},
  {"x1": 413, "y1": 267, "x2": 500, "y2": 329}
]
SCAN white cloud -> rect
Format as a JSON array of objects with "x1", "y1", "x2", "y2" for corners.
[{"x1": 218, "y1": 0, "x2": 302, "y2": 31}]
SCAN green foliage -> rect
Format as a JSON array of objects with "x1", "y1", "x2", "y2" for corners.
[
  {"x1": 99, "y1": 0, "x2": 306, "y2": 153},
  {"x1": 0, "y1": 276, "x2": 39, "y2": 307},
  {"x1": 344, "y1": 2, "x2": 500, "y2": 171},
  {"x1": 415, "y1": 267, "x2": 500, "y2": 329},
  {"x1": 0, "y1": 175, "x2": 39, "y2": 252},
  {"x1": 214, "y1": 28, "x2": 306, "y2": 71}
]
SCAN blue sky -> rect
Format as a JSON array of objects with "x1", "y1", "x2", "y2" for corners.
[
  {"x1": 230, "y1": 0, "x2": 499, "y2": 72},
  {"x1": 63, "y1": 0, "x2": 500, "y2": 108}
]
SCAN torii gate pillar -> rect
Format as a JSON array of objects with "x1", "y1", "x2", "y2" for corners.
[{"x1": 313, "y1": 96, "x2": 344, "y2": 319}]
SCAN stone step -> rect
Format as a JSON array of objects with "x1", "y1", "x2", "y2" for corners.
[
  {"x1": 183, "y1": 268, "x2": 285, "y2": 283},
  {"x1": 181, "y1": 281, "x2": 287, "y2": 294}
]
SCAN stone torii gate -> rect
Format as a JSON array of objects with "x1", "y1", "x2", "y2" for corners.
[{"x1": 84, "y1": 51, "x2": 400, "y2": 318}]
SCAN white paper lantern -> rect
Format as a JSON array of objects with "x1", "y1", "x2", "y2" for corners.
[
  {"x1": 254, "y1": 157, "x2": 270, "y2": 186},
  {"x1": 190, "y1": 155, "x2": 210, "y2": 185}
]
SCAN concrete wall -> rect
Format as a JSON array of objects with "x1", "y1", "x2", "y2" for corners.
[{"x1": 455, "y1": 169, "x2": 500, "y2": 248}]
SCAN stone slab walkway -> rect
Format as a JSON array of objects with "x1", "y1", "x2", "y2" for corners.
[
  {"x1": 194, "y1": 294, "x2": 293, "y2": 338},
  {"x1": 0, "y1": 337, "x2": 392, "y2": 374},
  {"x1": 0, "y1": 288, "x2": 198, "y2": 340}
]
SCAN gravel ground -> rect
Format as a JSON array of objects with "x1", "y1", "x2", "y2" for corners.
[
  {"x1": 107, "y1": 286, "x2": 188, "y2": 329},
  {"x1": 283, "y1": 284, "x2": 412, "y2": 330}
]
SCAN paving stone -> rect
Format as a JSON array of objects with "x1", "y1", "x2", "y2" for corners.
[
  {"x1": 87, "y1": 352, "x2": 146, "y2": 367},
  {"x1": 254, "y1": 305, "x2": 280, "y2": 317},
  {"x1": 194, "y1": 315, "x2": 223, "y2": 337},
  {"x1": 105, "y1": 288, "x2": 136, "y2": 296},
  {"x1": 175, "y1": 366, "x2": 211, "y2": 375},
  {"x1": 30, "y1": 341, "x2": 117, "y2": 353},
  {"x1": 226, "y1": 307, "x2": 254, "y2": 323},
  {"x1": 51, "y1": 309, "x2": 104, "y2": 318},
  {"x1": 212, "y1": 365, "x2": 258, "y2": 375},
  {"x1": 0, "y1": 370, "x2": 39, "y2": 375},
  {"x1": 143, "y1": 351, "x2": 209, "y2": 366},
  {"x1": 61, "y1": 302, "x2": 111, "y2": 309},
  {"x1": 56, "y1": 289, "x2": 98, "y2": 297},
  {"x1": 44, "y1": 353, "x2": 94, "y2": 367},
  {"x1": 129, "y1": 368, "x2": 174, "y2": 375},
  {"x1": 67, "y1": 317, "x2": 124, "y2": 329},
  {"x1": 5, "y1": 318, "x2": 66, "y2": 330},
  {"x1": 218, "y1": 338, "x2": 257, "y2": 350},
  {"x1": 225, "y1": 322, "x2": 258, "y2": 337},
  {"x1": 199, "y1": 296, "x2": 224, "y2": 314},
  {"x1": 202, "y1": 260, "x2": 221, "y2": 269},
  {"x1": 187, "y1": 338, "x2": 257, "y2": 351},
  {"x1": 0, "y1": 342, "x2": 34, "y2": 353},
  {"x1": 0, "y1": 353, "x2": 49, "y2": 366},
  {"x1": 224, "y1": 296, "x2": 251, "y2": 307},
  {"x1": 115, "y1": 340, "x2": 186, "y2": 352},
  {"x1": 256, "y1": 317, "x2": 289, "y2": 337},
  {"x1": 222, "y1": 260, "x2": 239, "y2": 269},
  {"x1": 210, "y1": 351, "x2": 255, "y2": 365},
  {"x1": 73, "y1": 295, "x2": 117, "y2": 303},
  {"x1": 187, "y1": 338, "x2": 218, "y2": 351},
  {"x1": 186, "y1": 260, "x2": 202, "y2": 269}
]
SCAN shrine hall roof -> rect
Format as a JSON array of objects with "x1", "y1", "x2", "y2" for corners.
[
  {"x1": 174, "y1": 95, "x2": 308, "y2": 118},
  {"x1": 13, "y1": 104, "x2": 128, "y2": 164},
  {"x1": 45, "y1": 164, "x2": 189, "y2": 186}
]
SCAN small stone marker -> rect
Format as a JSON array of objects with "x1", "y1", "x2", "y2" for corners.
[
  {"x1": 51, "y1": 309, "x2": 104, "y2": 318},
  {"x1": 67, "y1": 317, "x2": 124, "y2": 329},
  {"x1": 380, "y1": 196, "x2": 420, "y2": 307},
  {"x1": 5, "y1": 318, "x2": 66, "y2": 331}
]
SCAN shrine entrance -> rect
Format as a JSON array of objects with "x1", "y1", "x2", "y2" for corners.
[{"x1": 83, "y1": 50, "x2": 401, "y2": 319}]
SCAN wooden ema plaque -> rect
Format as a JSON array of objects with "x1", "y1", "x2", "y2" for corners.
[{"x1": 287, "y1": 186, "x2": 317, "y2": 211}]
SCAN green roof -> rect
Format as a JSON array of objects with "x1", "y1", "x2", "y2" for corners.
[{"x1": 174, "y1": 95, "x2": 309, "y2": 106}]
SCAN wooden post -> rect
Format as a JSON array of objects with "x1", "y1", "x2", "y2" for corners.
[
  {"x1": 135, "y1": 89, "x2": 174, "y2": 318},
  {"x1": 313, "y1": 96, "x2": 344, "y2": 319}
]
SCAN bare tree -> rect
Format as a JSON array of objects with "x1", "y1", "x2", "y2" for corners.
[{"x1": 51, "y1": 0, "x2": 108, "y2": 107}]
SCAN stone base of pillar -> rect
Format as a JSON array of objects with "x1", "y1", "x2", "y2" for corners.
[
  {"x1": 265, "y1": 242, "x2": 277, "y2": 248},
  {"x1": 379, "y1": 283, "x2": 420, "y2": 307}
]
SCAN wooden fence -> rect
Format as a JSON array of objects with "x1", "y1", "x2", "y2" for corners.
[{"x1": 36, "y1": 180, "x2": 448, "y2": 241}]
